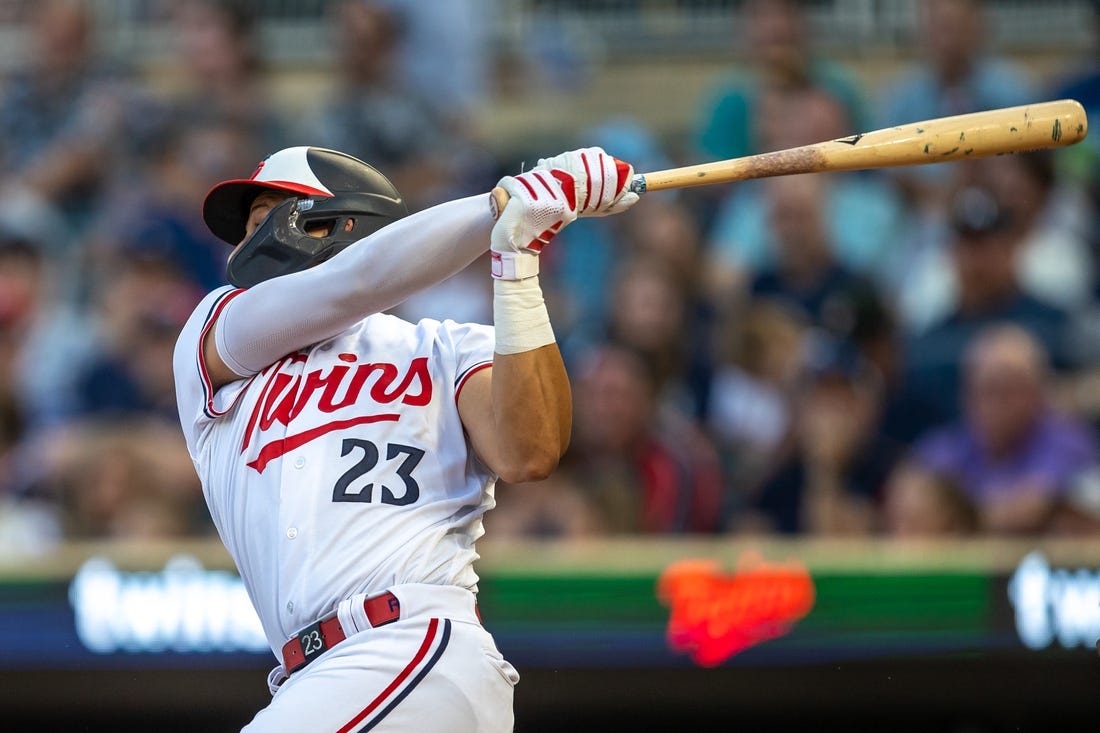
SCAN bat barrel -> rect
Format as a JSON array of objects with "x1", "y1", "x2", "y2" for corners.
[
  {"x1": 821, "y1": 97, "x2": 1088, "y2": 168},
  {"x1": 498, "y1": 99, "x2": 1089, "y2": 214},
  {"x1": 638, "y1": 98, "x2": 1088, "y2": 193}
]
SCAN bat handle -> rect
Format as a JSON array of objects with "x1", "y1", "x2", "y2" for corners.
[
  {"x1": 489, "y1": 173, "x2": 649, "y2": 220},
  {"x1": 489, "y1": 186, "x2": 509, "y2": 220}
]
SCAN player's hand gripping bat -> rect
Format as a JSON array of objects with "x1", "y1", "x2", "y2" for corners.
[{"x1": 489, "y1": 99, "x2": 1088, "y2": 217}]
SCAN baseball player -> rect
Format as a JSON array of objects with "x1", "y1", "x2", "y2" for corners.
[{"x1": 172, "y1": 145, "x2": 637, "y2": 732}]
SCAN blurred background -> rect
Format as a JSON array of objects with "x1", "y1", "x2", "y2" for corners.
[{"x1": 1, "y1": 0, "x2": 1099, "y2": 730}]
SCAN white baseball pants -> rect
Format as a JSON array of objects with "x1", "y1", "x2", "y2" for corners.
[{"x1": 242, "y1": 584, "x2": 519, "y2": 733}]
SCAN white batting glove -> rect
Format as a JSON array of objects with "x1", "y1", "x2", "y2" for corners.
[
  {"x1": 490, "y1": 169, "x2": 577, "y2": 280},
  {"x1": 535, "y1": 146, "x2": 639, "y2": 217}
]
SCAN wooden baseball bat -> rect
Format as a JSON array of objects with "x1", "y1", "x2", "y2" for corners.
[{"x1": 489, "y1": 99, "x2": 1087, "y2": 217}]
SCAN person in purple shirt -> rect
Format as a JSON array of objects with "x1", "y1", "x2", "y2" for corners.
[{"x1": 913, "y1": 324, "x2": 1098, "y2": 533}]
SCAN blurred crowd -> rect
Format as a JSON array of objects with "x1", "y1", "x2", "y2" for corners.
[{"x1": 1, "y1": 0, "x2": 1100, "y2": 551}]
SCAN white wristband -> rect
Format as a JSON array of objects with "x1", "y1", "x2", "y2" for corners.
[
  {"x1": 493, "y1": 277, "x2": 555, "y2": 354},
  {"x1": 490, "y1": 250, "x2": 540, "y2": 280}
]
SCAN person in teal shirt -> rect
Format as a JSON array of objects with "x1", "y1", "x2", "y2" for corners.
[{"x1": 694, "y1": 0, "x2": 868, "y2": 162}]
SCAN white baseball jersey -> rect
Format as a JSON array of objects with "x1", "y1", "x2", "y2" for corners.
[{"x1": 173, "y1": 285, "x2": 497, "y2": 658}]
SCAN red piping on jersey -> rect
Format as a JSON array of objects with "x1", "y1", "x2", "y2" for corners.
[
  {"x1": 455, "y1": 362, "x2": 492, "y2": 404},
  {"x1": 247, "y1": 413, "x2": 399, "y2": 473},
  {"x1": 198, "y1": 288, "x2": 248, "y2": 417},
  {"x1": 336, "y1": 618, "x2": 441, "y2": 733}
]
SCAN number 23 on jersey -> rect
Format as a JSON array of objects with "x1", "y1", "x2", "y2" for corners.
[{"x1": 332, "y1": 437, "x2": 425, "y2": 506}]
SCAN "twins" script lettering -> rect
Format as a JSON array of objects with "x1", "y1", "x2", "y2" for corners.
[{"x1": 241, "y1": 352, "x2": 433, "y2": 473}]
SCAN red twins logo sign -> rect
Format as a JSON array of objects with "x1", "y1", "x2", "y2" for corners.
[
  {"x1": 241, "y1": 352, "x2": 432, "y2": 473},
  {"x1": 657, "y1": 553, "x2": 815, "y2": 666}
]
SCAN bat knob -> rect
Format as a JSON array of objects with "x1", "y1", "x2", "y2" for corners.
[
  {"x1": 489, "y1": 186, "x2": 509, "y2": 220},
  {"x1": 629, "y1": 173, "x2": 647, "y2": 195}
]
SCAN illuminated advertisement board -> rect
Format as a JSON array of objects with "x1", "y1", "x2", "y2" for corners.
[{"x1": 3, "y1": 541, "x2": 1096, "y2": 672}]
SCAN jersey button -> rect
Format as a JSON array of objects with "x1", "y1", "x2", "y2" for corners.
[
  {"x1": 286, "y1": 527, "x2": 298, "y2": 539},
  {"x1": 294, "y1": 457, "x2": 306, "y2": 469}
]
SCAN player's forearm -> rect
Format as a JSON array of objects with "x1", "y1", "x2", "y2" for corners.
[
  {"x1": 473, "y1": 149, "x2": 637, "y2": 480},
  {"x1": 455, "y1": 275, "x2": 572, "y2": 482},
  {"x1": 482, "y1": 274, "x2": 573, "y2": 482},
  {"x1": 216, "y1": 194, "x2": 492, "y2": 376},
  {"x1": 490, "y1": 345, "x2": 572, "y2": 483}
]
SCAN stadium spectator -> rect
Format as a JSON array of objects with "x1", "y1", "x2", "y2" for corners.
[
  {"x1": 0, "y1": 317, "x2": 56, "y2": 554},
  {"x1": 984, "y1": 151, "x2": 1095, "y2": 312},
  {"x1": 694, "y1": 0, "x2": 866, "y2": 163},
  {"x1": 164, "y1": 0, "x2": 287, "y2": 158},
  {"x1": 47, "y1": 421, "x2": 202, "y2": 539},
  {"x1": 904, "y1": 185, "x2": 1076, "y2": 429},
  {"x1": 0, "y1": 228, "x2": 96, "y2": 432},
  {"x1": 1049, "y1": 3, "x2": 1100, "y2": 217},
  {"x1": 693, "y1": 0, "x2": 890, "y2": 260},
  {"x1": 601, "y1": 254, "x2": 706, "y2": 414},
  {"x1": 488, "y1": 472, "x2": 606, "y2": 540},
  {"x1": 0, "y1": 0, "x2": 166, "y2": 299},
  {"x1": 1049, "y1": 467, "x2": 1100, "y2": 535},
  {"x1": 745, "y1": 337, "x2": 902, "y2": 535},
  {"x1": 715, "y1": 174, "x2": 886, "y2": 334},
  {"x1": 85, "y1": 119, "x2": 256, "y2": 293},
  {"x1": 379, "y1": 0, "x2": 491, "y2": 127},
  {"x1": 0, "y1": 376, "x2": 60, "y2": 550},
  {"x1": 622, "y1": 196, "x2": 719, "y2": 418},
  {"x1": 71, "y1": 251, "x2": 201, "y2": 423},
  {"x1": 897, "y1": 154, "x2": 1096, "y2": 331},
  {"x1": 706, "y1": 300, "x2": 807, "y2": 505},
  {"x1": 302, "y1": 0, "x2": 479, "y2": 210},
  {"x1": 833, "y1": 281, "x2": 940, "y2": 447},
  {"x1": 912, "y1": 324, "x2": 1099, "y2": 534},
  {"x1": 563, "y1": 343, "x2": 724, "y2": 534},
  {"x1": 705, "y1": 158, "x2": 903, "y2": 306},
  {"x1": 875, "y1": 0, "x2": 1037, "y2": 209},
  {"x1": 880, "y1": 460, "x2": 978, "y2": 537},
  {"x1": 0, "y1": 296, "x2": 26, "y2": 492}
]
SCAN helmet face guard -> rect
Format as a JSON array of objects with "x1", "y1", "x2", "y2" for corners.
[
  {"x1": 203, "y1": 146, "x2": 407, "y2": 288},
  {"x1": 226, "y1": 194, "x2": 397, "y2": 288}
]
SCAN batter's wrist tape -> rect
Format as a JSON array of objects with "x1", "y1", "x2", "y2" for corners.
[{"x1": 493, "y1": 277, "x2": 555, "y2": 354}]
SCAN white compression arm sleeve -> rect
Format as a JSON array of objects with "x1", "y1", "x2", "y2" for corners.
[{"x1": 215, "y1": 194, "x2": 492, "y2": 376}]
